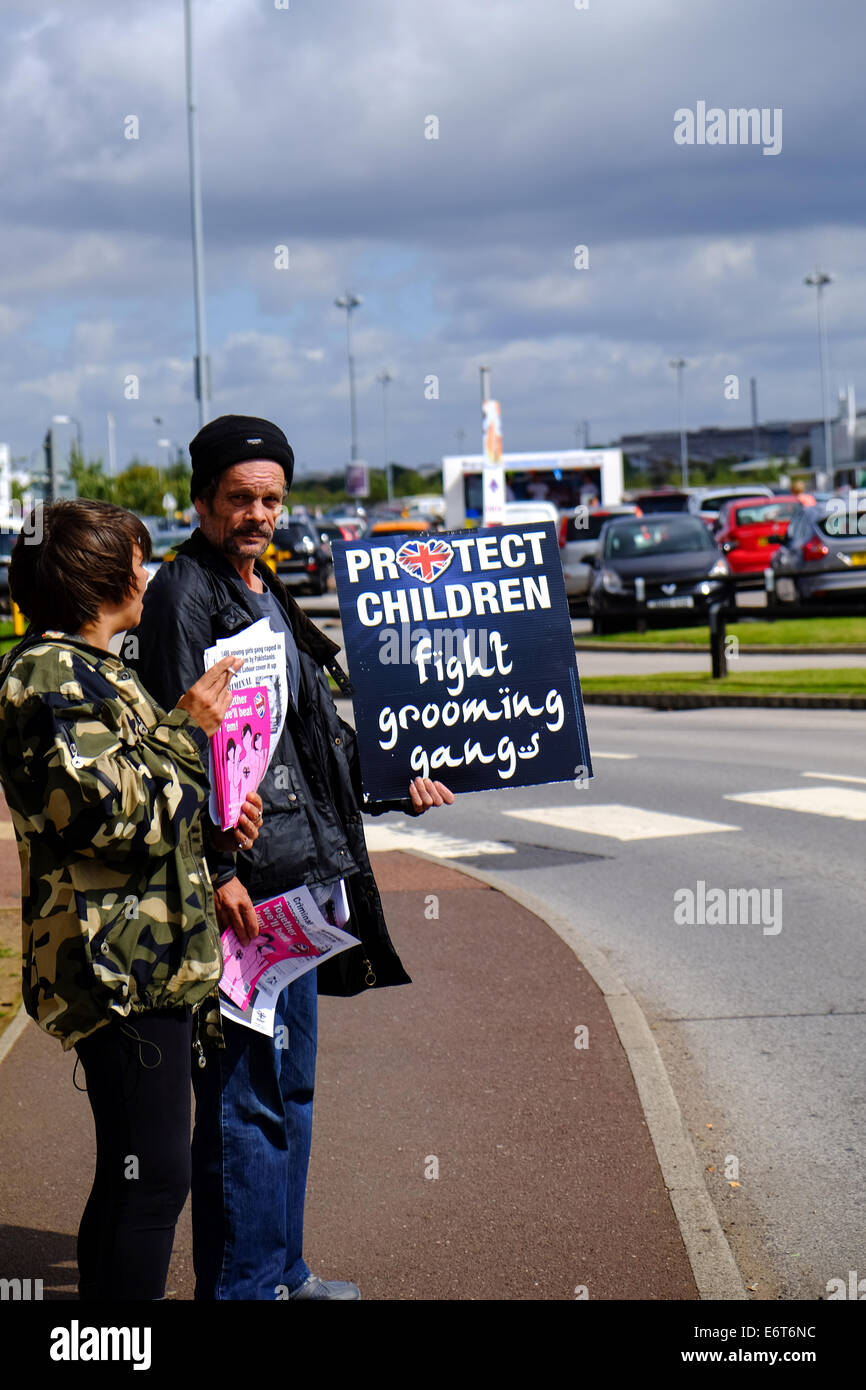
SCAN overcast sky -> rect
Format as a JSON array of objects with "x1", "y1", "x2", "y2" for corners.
[{"x1": 1, "y1": 0, "x2": 863, "y2": 476}]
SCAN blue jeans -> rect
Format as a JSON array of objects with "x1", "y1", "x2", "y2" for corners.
[{"x1": 191, "y1": 971, "x2": 318, "y2": 1300}]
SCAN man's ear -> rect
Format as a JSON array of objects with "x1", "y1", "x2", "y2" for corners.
[{"x1": 193, "y1": 495, "x2": 207, "y2": 523}]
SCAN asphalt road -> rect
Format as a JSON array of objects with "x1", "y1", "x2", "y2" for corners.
[{"x1": 359, "y1": 703, "x2": 866, "y2": 1300}]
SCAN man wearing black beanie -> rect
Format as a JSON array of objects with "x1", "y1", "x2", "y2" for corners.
[
  {"x1": 188, "y1": 414, "x2": 296, "y2": 503},
  {"x1": 131, "y1": 415, "x2": 453, "y2": 1301}
]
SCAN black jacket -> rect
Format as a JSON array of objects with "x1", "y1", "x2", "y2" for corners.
[{"x1": 130, "y1": 528, "x2": 414, "y2": 995}]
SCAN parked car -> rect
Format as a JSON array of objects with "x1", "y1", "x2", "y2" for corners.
[
  {"x1": 559, "y1": 504, "x2": 641, "y2": 604},
  {"x1": 368, "y1": 516, "x2": 437, "y2": 537},
  {"x1": 326, "y1": 509, "x2": 369, "y2": 536},
  {"x1": 501, "y1": 500, "x2": 559, "y2": 527},
  {"x1": 688, "y1": 485, "x2": 774, "y2": 528},
  {"x1": 265, "y1": 518, "x2": 333, "y2": 594},
  {"x1": 769, "y1": 501, "x2": 866, "y2": 606},
  {"x1": 714, "y1": 495, "x2": 806, "y2": 582},
  {"x1": 404, "y1": 494, "x2": 446, "y2": 522},
  {"x1": 632, "y1": 489, "x2": 691, "y2": 514},
  {"x1": 588, "y1": 513, "x2": 732, "y2": 633},
  {"x1": 149, "y1": 525, "x2": 197, "y2": 558},
  {"x1": 318, "y1": 520, "x2": 361, "y2": 547}
]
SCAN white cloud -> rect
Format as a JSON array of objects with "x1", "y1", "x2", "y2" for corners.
[{"x1": 0, "y1": 0, "x2": 862, "y2": 469}]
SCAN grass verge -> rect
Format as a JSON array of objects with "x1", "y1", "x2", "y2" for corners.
[
  {"x1": 579, "y1": 617, "x2": 866, "y2": 647},
  {"x1": 581, "y1": 669, "x2": 866, "y2": 697}
]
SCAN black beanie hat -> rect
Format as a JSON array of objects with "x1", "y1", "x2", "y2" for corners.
[{"x1": 189, "y1": 415, "x2": 295, "y2": 499}]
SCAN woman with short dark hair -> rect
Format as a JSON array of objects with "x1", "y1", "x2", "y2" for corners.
[
  {"x1": 8, "y1": 498, "x2": 155, "y2": 636},
  {"x1": 0, "y1": 498, "x2": 261, "y2": 1300}
]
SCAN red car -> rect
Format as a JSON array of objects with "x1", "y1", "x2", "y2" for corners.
[{"x1": 714, "y1": 494, "x2": 814, "y2": 579}]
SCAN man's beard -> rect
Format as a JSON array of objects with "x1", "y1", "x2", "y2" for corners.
[{"x1": 224, "y1": 530, "x2": 271, "y2": 557}]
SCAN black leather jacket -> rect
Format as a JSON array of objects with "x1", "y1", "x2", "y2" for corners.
[{"x1": 130, "y1": 528, "x2": 414, "y2": 995}]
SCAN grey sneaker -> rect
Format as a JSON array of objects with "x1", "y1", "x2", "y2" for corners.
[{"x1": 288, "y1": 1274, "x2": 361, "y2": 1300}]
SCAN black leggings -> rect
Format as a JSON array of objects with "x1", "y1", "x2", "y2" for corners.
[{"x1": 73, "y1": 1007, "x2": 193, "y2": 1300}]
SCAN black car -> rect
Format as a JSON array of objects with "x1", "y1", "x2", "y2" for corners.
[
  {"x1": 588, "y1": 513, "x2": 733, "y2": 634},
  {"x1": 267, "y1": 519, "x2": 333, "y2": 595}
]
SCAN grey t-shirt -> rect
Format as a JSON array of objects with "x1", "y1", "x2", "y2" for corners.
[{"x1": 245, "y1": 583, "x2": 301, "y2": 708}]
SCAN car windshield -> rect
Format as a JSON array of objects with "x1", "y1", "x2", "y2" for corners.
[
  {"x1": 273, "y1": 524, "x2": 312, "y2": 547},
  {"x1": 700, "y1": 493, "x2": 756, "y2": 515},
  {"x1": 637, "y1": 494, "x2": 689, "y2": 514},
  {"x1": 565, "y1": 511, "x2": 628, "y2": 542},
  {"x1": 604, "y1": 518, "x2": 712, "y2": 558},
  {"x1": 733, "y1": 502, "x2": 798, "y2": 527}
]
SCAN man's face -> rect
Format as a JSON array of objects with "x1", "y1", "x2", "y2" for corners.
[{"x1": 195, "y1": 460, "x2": 286, "y2": 559}]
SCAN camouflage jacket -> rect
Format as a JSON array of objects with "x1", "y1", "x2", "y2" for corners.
[{"x1": 0, "y1": 632, "x2": 223, "y2": 1050}]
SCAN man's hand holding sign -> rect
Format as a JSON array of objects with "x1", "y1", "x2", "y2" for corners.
[{"x1": 409, "y1": 774, "x2": 455, "y2": 810}]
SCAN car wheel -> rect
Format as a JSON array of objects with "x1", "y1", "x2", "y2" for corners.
[{"x1": 591, "y1": 615, "x2": 608, "y2": 636}]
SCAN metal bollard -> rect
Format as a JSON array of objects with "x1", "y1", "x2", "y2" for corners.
[{"x1": 709, "y1": 601, "x2": 727, "y2": 679}]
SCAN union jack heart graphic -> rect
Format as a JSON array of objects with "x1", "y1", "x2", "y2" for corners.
[{"x1": 395, "y1": 537, "x2": 454, "y2": 583}]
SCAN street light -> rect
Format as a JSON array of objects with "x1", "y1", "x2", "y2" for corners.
[
  {"x1": 52, "y1": 414, "x2": 83, "y2": 460},
  {"x1": 335, "y1": 292, "x2": 362, "y2": 461},
  {"x1": 669, "y1": 359, "x2": 688, "y2": 488},
  {"x1": 377, "y1": 370, "x2": 393, "y2": 501},
  {"x1": 153, "y1": 418, "x2": 172, "y2": 472},
  {"x1": 804, "y1": 269, "x2": 834, "y2": 481},
  {"x1": 184, "y1": 0, "x2": 211, "y2": 428}
]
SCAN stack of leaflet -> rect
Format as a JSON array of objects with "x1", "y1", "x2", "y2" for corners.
[
  {"x1": 203, "y1": 618, "x2": 288, "y2": 830},
  {"x1": 219, "y1": 884, "x2": 356, "y2": 1035}
]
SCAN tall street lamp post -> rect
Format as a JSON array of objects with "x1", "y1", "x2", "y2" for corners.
[
  {"x1": 804, "y1": 269, "x2": 834, "y2": 482},
  {"x1": 335, "y1": 292, "x2": 362, "y2": 462},
  {"x1": 52, "y1": 414, "x2": 83, "y2": 461},
  {"x1": 669, "y1": 358, "x2": 688, "y2": 489},
  {"x1": 377, "y1": 370, "x2": 393, "y2": 501},
  {"x1": 184, "y1": 0, "x2": 211, "y2": 429}
]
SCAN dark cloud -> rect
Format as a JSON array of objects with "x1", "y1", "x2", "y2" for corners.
[{"x1": 0, "y1": 0, "x2": 862, "y2": 471}]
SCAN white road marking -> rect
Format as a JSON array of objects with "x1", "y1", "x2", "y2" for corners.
[
  {"x1": 802, "y1": 770, "x2": 866, "y2": 786},
  {"x1": 727, "y1": 785, "x2": 866, "y2": 821},
  {"x1": 363, "y1": 824, "x2": 515, "y2": 857},
  {"x1": 502, "y1": 805, "x2": 739, "y2": 842},
  {"x1": 592, "y1": 752, "x2": 637, "y2": 760}
]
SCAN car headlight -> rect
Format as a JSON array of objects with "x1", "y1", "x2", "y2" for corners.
[
  {"x1": 601, "y1": 568, "x2": 624, "y2": 594},
  {"x1": 708, "y1": 558, "x2": 730, "y2": 578}
]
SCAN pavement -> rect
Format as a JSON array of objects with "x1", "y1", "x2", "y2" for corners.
[{"x1": 0, "y1": 786, "x2": 738, "y2": 1300}]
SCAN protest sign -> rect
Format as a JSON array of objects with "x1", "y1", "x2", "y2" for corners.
[{"x1": 332, "y1": 522, "x2": 592, "y2": 799}]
